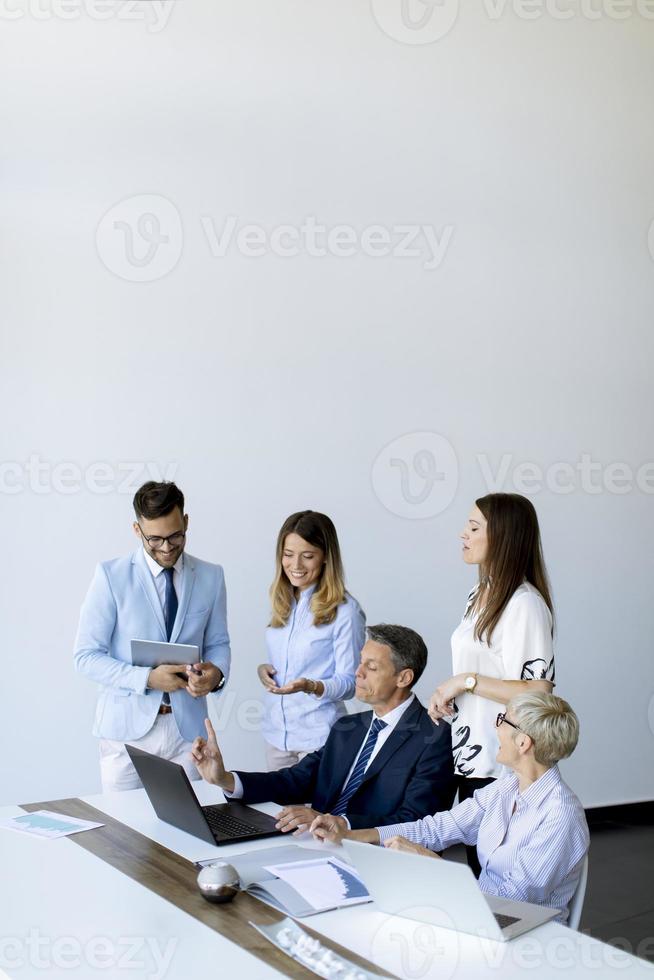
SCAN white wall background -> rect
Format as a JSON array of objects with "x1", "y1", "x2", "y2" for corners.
[{"x1": 2, "y1": 0, "x2": 653, "y2": 808}]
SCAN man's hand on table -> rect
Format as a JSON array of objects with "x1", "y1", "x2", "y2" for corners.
[{"x1": 274, "y1": 805, "x2": 348, "y2": 836}]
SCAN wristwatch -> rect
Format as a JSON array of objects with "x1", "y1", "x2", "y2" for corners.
[
  {"x1": 464, "y1": 673, "x2": 478, "y2": 694},
  {"x1": 211, "y1": 673, "x2": 226, "y2": 693}
]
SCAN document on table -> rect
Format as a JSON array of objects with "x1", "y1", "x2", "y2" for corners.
[
  {"x1": 0, "y1": 810, "x2": 104, "y2": 839},
  {"x1": 197, "y1": 845, "x2": 371, "y2": 917},
  {"x1": 263, "y1": 856, "x2": 370, "y2": 912}
]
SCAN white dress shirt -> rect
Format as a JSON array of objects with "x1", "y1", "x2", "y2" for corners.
[
  {"x1": 378, "y1": 765, "x2": 589, "y2": 924},
  {"x1": 339, "y1": 693, "x2": 416, "y2": 788},
  {"x1": 142, "y1": 548, "x2": 183, "y2": 611},
  {"x1": 228, "y1": 693, "x2": 416, "y2": 803}
]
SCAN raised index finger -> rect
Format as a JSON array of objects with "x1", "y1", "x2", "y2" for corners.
[{"x1": 204, "y1": 717, "x2": 218, "y2": 743}]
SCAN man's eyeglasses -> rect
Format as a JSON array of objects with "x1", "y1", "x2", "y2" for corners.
[
  {"x1": 137, "y1": 525, "x2": 186, "y2": 550},
  {"x1": 496, "y1": 712, "x2": 530, "y2": 741}
]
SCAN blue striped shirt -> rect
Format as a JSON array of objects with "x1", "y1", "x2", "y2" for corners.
[{"x1": 377, "y1": 766, "x2": 589, "y2": 924}]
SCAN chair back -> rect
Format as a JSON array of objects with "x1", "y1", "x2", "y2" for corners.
[{"x1": 567, "y1": 855, "x2": 589, "y2": 930}]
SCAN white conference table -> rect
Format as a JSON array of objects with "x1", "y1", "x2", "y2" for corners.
[{"x1": 1, "y1": 784, "x2": 652, "y2": 980}]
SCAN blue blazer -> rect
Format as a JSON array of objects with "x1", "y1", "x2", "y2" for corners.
[
  {"x1": 74, "y1": 549, "x2": 230, "y2": 743},
  {"x1": 237, "y1": 697, "x2": 455, "y2": 828}
]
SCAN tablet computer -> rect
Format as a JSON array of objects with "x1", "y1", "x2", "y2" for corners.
[{"x1": 130, "y1": 638, "x2": 200, "y2": 667}]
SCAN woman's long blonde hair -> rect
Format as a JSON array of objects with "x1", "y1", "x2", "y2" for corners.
[{"x1": 269, "y1": 511, "x2": 347, "y2": 627}]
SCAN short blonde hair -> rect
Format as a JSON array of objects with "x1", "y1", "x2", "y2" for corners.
[{"x1": 507, "y1": 692, "x2": 579, "y2": 767}]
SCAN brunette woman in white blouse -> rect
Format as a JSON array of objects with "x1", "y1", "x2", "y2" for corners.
[
  {"x1": 428, "y1": 493, "x2": 555, "y2": 875},
  {"x1": 257, "y1": 511, "x2": 366, "y2": 771}
]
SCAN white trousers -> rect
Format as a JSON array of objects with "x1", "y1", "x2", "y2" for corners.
[
  {"x1": 99, "y1": 713, "x2": 200, "y2": 793},
  {"x1": 264, "y1": 741, "x2": 312, "y2": 772}
]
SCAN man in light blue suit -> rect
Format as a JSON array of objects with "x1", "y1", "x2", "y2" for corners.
[{"x1": 74, "y1": 481, "x2": 230, "y2": 792}]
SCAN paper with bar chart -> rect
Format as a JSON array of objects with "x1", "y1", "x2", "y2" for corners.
[
  {"x1": 0, "y1": 810, "x2": 104, "y2": 839},
  {"x1": 263, "y1": 856, "x2": 370, "y2": 912}
]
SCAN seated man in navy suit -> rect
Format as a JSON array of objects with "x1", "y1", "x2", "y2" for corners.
[{"x1": 192, "y1": 624, "x2": 455, "y2": 832}]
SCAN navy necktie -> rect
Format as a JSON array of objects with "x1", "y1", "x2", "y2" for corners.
[
  {"x1": 332, "y1": 717, "x2": 387, "y2": 816},
  {"x1": 162, "y1": 568, "x2": 178, "y2": 706},
  {"x1": 164, "y1": 567, "x2": 178, "y2": 641}
]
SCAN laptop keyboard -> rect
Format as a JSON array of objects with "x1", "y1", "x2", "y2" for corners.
[
  {"x1": 494, "y1": 913, "x2": 520, "y2": 929},
  {"x1": 203, "y1": 807, "x2": 264, "y2": 839}
]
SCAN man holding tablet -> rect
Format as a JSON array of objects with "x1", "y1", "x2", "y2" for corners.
[{"x1": 74, "y1": 481, "x2": 230, "y2": 791}]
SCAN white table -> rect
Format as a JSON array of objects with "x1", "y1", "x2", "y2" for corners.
[
  {"x1": 1, "y1": 787, "x2": 652, "y2": 980},
  {"x1": 0, "y1": 801, "x2": 280, "y2": 980}
]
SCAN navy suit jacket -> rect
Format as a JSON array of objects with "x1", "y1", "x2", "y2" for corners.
[{"x1": 236, "y1": 697, "x2": 455, "y2": 828}]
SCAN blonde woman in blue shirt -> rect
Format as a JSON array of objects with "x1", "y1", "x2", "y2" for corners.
[{"x1": 257, "y1": 511, "x2": 366, "y2": 771}]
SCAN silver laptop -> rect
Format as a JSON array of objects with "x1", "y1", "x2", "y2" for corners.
[{"x1": 342, "y1": 840, "x2": 558, "y2": 941}]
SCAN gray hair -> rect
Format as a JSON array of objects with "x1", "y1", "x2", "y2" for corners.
[
  {"x1": 365, "y1": 624, "x2": 427, "y2": 687},
  {"x1": 507, "y1": 692, "x2": 579, "y2": 767}
]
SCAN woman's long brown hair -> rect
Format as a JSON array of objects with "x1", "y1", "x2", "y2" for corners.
[
  {"x1": 468, "y1": 493, "x2": 554, "y2": 644},
  {"x1": 269, "y1": 511, "x2": 347, "y2": 627}
]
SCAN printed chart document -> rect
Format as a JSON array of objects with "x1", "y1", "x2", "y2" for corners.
[
  {"x1": 263, "y1": 856, "x2": 370, "y2": 911},
  {"x1": 197, "y1": 844, "x2": 371, "y2": 917},
  {"x1": 0, "y1": 810, "x2": 104, "y2": 839}
]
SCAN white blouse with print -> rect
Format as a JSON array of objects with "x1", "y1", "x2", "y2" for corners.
[{"x1": 450, "y1": 581, "x2": 555, "y2": 780}]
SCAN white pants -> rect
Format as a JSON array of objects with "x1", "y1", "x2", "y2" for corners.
[
  {"x1": 264, "y1": 741, "x2": 312, "y2": 772},
  {"x1": 99, "y1": 713, "x2": 200, "y2": 793}
]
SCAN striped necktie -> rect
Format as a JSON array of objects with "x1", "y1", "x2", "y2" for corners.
[{"x1": 332, "y1": 717, "x2": 387, "y2": 816}]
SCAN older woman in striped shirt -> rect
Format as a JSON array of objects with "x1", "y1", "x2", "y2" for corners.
[{"x1": 311, "y1": 692, "x2": 589, "y2": 925}]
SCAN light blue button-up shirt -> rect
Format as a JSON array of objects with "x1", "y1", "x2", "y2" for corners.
[
  {"x1": 261, "y1": 586, "x2": 366, "y2": 752},
  {"x1": 378, "y1": 765, "x2": 589, "y2": 924}
]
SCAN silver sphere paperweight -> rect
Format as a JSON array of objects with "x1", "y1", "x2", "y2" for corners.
[{"x1": 197, "y1": 862, "x2": 240, "y2": 904}]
